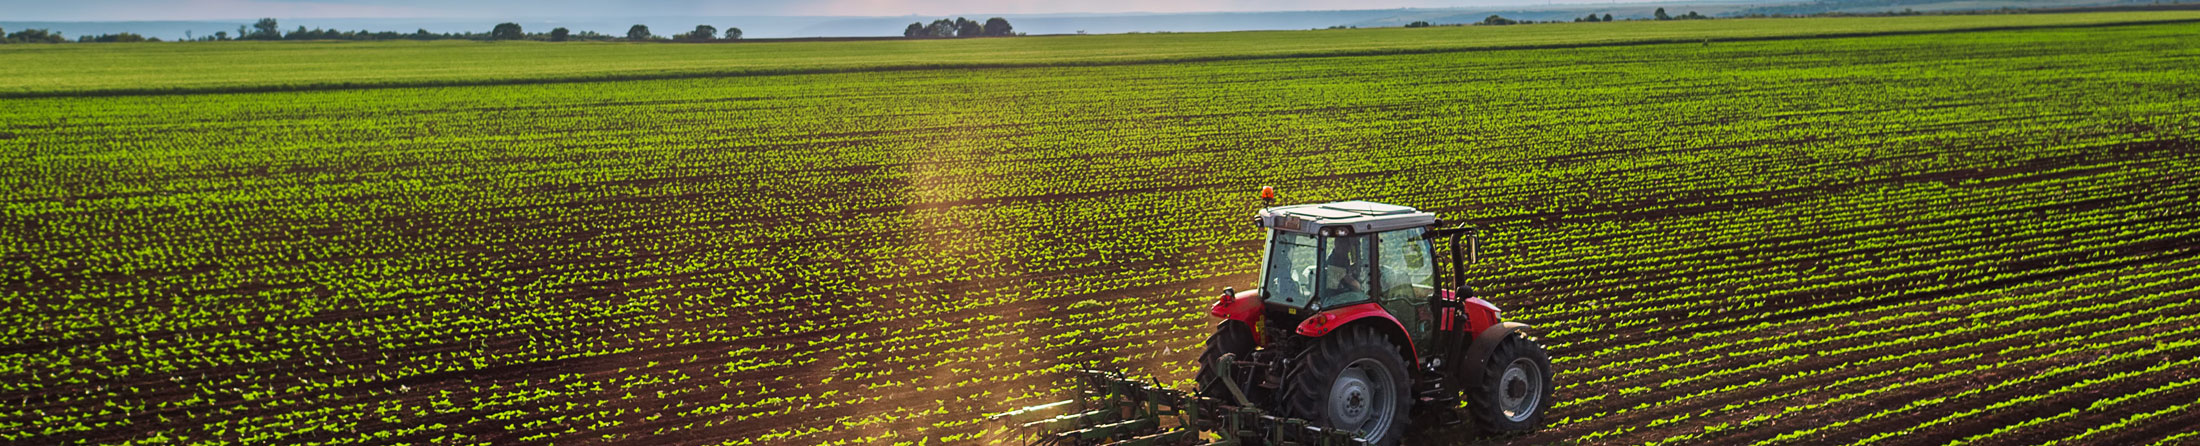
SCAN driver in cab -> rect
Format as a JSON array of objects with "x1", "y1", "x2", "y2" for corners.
[{"x1": 1320, "y1": 236, "x2": 1371, "y2": 304}]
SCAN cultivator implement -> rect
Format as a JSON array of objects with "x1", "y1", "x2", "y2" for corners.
[{"x1": 988, "y1": 357, "x2": 1368, "y2": 446}]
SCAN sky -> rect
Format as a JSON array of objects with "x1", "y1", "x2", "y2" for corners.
[{"x1": 5, "y1": 0, "x2": 1522, "y2": 21}]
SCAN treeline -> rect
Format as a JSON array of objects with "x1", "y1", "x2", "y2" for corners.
[
  {"x1": 1394, "y1": 7, "x2": 1711, "y2": 27},
  {"x1": 1444, "y1": 5, "x2": 2193, "y2": 28},
  {"x1": 2, "y1": 28, "x2": 161, "y2": 43},
  {"x1": 1555, "y1": 8, "x2": 1706, "y2": 24},
  {"x1": 0, "y1": 18, "x2": 748, "y2": 44},
  {"x1": 4, "y1": 28, "x2": 74, "y2": 43},
  {"x1": 1730, "y1": 0, "x2": 1952, "y2": 17},
  {"x1": 177, "y1": 18, "x2": 634, "y2": 41},
  {"x1": 2, "y1": 28, "x2": 163, "y2": 43},
  {"x1": 1570, "y1": 8, "x2": 1707, "y2": 22},
  {"x1": 225, "y1": 19, "x2": 743, "y2": 42},
  {"x1": 902, "y1": 17, "x2": 1017, "y2": 38}
]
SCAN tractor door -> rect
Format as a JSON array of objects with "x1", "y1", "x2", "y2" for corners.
[{"x1": 1374, "y1": 228, "x2": 1439, "y2": 344}]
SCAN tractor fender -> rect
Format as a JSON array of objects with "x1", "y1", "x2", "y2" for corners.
[
  {"x1": 1459, "y1": 297, "x2": 1503, "y2": 334},
  {"x1": 1459, "y1": 321, "x2": 1534, "y2": 383},
  {"x1": 1209, "y1": 288, "x2": 1264, "y2": 324},
  {"x1": 1297, "y1": 302, "x2": 1419, "y2": 364}
]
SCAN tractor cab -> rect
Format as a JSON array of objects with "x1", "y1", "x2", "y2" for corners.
[
  {"x1": 1253, "y1": 201, "x2": 1441, "y2": 315},
  {"x1": 1227, "y1": 197, "x2": 1496, "y2": 355}
]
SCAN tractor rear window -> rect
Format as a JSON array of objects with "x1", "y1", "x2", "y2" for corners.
[
  {"x1": 1262, "y1": 231, "x2": 1376, "y2": 310},
  {"x1": 1262, "y1": 232, "x2": 1321, "y2": 307}
]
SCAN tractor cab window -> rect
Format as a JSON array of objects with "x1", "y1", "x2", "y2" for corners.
[
  {"x1": 1262, "y1": 231, "x2": 1322, "y2": 307},
  {"x1": 1376, "y1": 228, "x2": 1437, "y2": 302},
  {"x1": 1260, "y1": 231, "x2": 1376, "y2": 310},
  {"x1": 1317, "y1": 234, "x2": 1374, "y2": 308}
]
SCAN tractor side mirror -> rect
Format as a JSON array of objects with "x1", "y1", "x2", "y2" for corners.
[
  {"x1": 1447, "y1": 228, "x2": 1483, "y2": 292},
  {"x1": 1469, "y1": 231, "x2": 1480, "y2": 264}
]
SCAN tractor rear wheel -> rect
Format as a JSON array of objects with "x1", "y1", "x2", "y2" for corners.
[
  {"x1": 1279, "y1": 325, "x2": 1412, "y2": 446},
  {"x1": 1465, "y1": 332, "x2": 1554, "y2": 434},
  {"x1": 1195, "y1": 320, "x2": 1259, "y2": 403}
]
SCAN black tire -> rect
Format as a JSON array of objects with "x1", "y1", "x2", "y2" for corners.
[
  {"x1": 1278, "y1": 325, "x2": 1413, "y2": 446},
  {"x1": 1465, "y1": 332, "x2": 1554, "y2": 435},
  {"x1": 1196, "y1": 320, "x2": 1259, "y2": 403}
]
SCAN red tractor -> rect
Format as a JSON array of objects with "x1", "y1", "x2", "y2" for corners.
[{"x1": 994, "y1": 191, "x2": 1554, "y2": 445}]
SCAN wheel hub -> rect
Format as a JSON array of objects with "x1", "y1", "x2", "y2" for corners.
[
  {"x1": 1498, "y1": 358, "x2": 1544, "y2": 422},
  {"x1": 1332, "y1": 369, "x2": 1371, "y2": 423},
  {"x1": 1326, "y1": 358, "x2": 1395, "y2": 436}
]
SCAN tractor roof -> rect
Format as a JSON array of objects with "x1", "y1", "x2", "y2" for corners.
[{"x1": 1257, "y1": 201, "x2": 1438, "y2": 236}]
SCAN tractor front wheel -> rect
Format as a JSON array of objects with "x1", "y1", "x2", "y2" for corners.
[
  {"x1": 1465, "y1": 332, "x2": 1554, "y2": 434},
  {"x1": 1279, "y1": 325, "x2": 1412, "y2": 446}
]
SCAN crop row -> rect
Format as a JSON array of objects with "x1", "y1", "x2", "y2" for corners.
[{"x1": 4, "y1": 21, "x2": 2198, "y2": 446}]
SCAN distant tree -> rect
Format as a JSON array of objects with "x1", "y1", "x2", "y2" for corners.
[
  {"x1": 1604, "y1": 13, "x2": 1615, "y2": 21},
  {"x1": 955, "y1": 17, "x2": 981, "y2": 37},
  {"x1": 1683, "y1": 11, "x2": 1707, "y2": 19},
  {"x1": 1655, "y1": 8, "x2": 1673, "y2": 20},
  {"x1": 678, "y1": 24, "x2": 717, "y2": 41},
  {"x1": 82, "y1": 32, "x2": 150, "y2": 43},
  {"x1": 491, "y1": 22, "x2": 524, "y2": 40},
  {"x1": 1482, "y1": 15, "x2": 1518, "y2": 25},
  {"x1": 1406, "y1": 21, "x2": 1433, "y2": 27},
  {"x1": 0, "y1": 27, "x2": 6, "y2": 43},
  {"x1": 982, "y1": 17, "x2": 1013, "y2": 36},
  {"x1": 5, "y1": 28, "x2": 66, "y2": 43},
  {"x1": 925, "y1": 19, "x2": 957, "y2": 37},
  {"x1": 627, "y1": 24, "x2": 653, "y2": 40},
  {"x1": 253, "y1": 18, "x2": 281, "y2": 39},
  {"x1": 724, "y1": 27, "x2": 742, "y2": 40},
  {"x1": 213, "y1": 30, "x2": 229, "y2": 40},
  {"x1": 904, "y1": 22, "x2": 925, "y2": 37},
  {"x1": 549, "y1": 27, "x2": 570, "y2": 41}
]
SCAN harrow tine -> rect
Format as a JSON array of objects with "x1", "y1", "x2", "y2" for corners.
[
  {"x1": 1102, "y1": 427, "x2": 1198, "y2": 446},
  {"x1": 1020, "y1": 408, "x2": 1125, "y2": 432},
  {"x1": 993, "y1": 368, "x2": 1369, "y2": 446},
  {"x1": 990, "y1": 399, "x2": 1081, "y2": 424}
]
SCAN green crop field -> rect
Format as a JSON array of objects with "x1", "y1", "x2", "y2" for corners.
[
  {"x1": 5, "y1": 13, "x2": 2200, "y2": 446},
  {"x1": 2, "y1": 12, "x2": 2197, "y2": 96}
]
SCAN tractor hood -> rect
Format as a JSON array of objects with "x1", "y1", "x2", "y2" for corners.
[{"x1": 1256, "y1": 201, "x2": 1437, "y2": 236}]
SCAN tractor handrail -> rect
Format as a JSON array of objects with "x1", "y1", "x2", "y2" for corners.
[{"x1": 1427, "y1": 226, "x2": 1482, "y2": 291}]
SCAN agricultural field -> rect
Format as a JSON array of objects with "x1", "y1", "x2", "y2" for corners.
[
  {"x1": 5, "y1": 12, "x2": 2200, "y2": 446},
  {"x1": 2, "y1": 12, "x2": 2197, "y2": 96}
]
